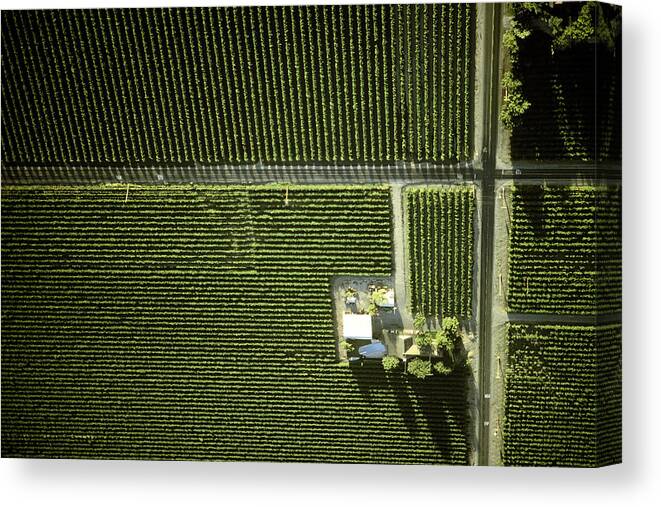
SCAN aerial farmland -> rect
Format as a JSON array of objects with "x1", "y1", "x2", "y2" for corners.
[{"x1": 1, "y1": 3, "x2": 621, "y2": 467}]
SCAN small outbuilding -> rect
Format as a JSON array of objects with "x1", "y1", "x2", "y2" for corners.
[
  {"x1": 377, "y1": 288, "x2": 396, "y2": 308},
  {"x1": 343, "y1": 313, "x2": 373, "y2": 340}
]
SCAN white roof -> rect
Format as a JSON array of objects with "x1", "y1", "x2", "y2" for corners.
[{"x1": 343, "y1": 314, "x2": 372, "y2": 340}]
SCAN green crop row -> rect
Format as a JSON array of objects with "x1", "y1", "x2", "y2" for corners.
[
  {"x1": 1, "y1": 5, "x2": 474, "y2": 166},
  {"x1": 507, "y1": 185, "x2": 621, "y2": 315},
  {"x1": 503, "y1": 323, "x2": 621, "y2": 467},
  {"x1": 1, "y1": 184, "x2": 471, "y2": 464},
  {"x1": 404, "y1": 186, "x2": 475, "y2": 318}
]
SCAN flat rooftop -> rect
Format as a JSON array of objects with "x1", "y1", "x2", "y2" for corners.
[{"x1": 343, "y1": 314, "x2": 372, "y2": 340}]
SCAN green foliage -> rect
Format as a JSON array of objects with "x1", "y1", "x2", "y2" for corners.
[
  {"x1": 433, "y1": 330, "x2": 454, "y2": 355},
  {"x1": 413, "y1": 312, "x2": 426, "y2": 333},
  {"x1": 415, "y1": 332, "x2": 433, "y2": 350},
  {"x1": 405, "y1": 187, "x2": 475, "y2": 318},
  {"x1": 504, "y1": 1, "x2": 621, "y2": 159},
  {"x1": 1, "y1": 184, "x2": 472, "y2": 464},
  {"x1": 504, "y1": 323, "x2": 621, "y2": 467},
  {"x1": 502, "y1": 19, "x2": 530, "y2": 63},
  {"x1": 513, "y1": 2, "x2": 621, "y2": 53},
  {"x1": 1, "y1": 4, "x2": 475, "y2": 166},
  {"x1": 553, "y1": 3, "x2": 595, "y2": 51},
  {"x1": 367, "y1": 288, "x2": 388, "y2": 315},
  {"x1": 339, "y1": 340, "x2": 355, "y2": 353},
  {"x1": 433, "y1": 361, "x2": 452, "y2": 376},
  {"x1": 371, "y1": 288, "x2": 388, "y2": 306},
  {"x1": 441, "y1": 316, "x2": 460, "y2": 339},
  {"x1": 382, "y1": 355, "x2": 400, "y2": 372},
  {"x1": 407, "y1": 358, "x2": 431, "y2": 379},
  {"x1": 508, "y1": 185, "x2": 621, "y2": 314},
  {"x1": 500, "y1": 71, "x2": 530, "y2": 130}
]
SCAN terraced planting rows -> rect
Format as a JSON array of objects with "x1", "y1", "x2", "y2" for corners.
[
  {"x1": 503, "y1": 323, "x2": 621, "y2": 467},
  {"x1": 1, "y1": 4, "x2": 474, "y2": 167},
  {"x1": 405, "y1": 186, "x2": 475, "y2": 318},
  {"x1": 1, "y1": 184, "x2": 470, "y2": 464},
  {"x1": 507, "y1": 185, "x2": 621, "y2": 315}
]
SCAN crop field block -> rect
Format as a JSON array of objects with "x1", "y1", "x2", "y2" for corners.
[{"x1": 0, "y1": 2, "x2": 621, "y2": 468}]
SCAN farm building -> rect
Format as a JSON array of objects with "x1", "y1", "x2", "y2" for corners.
[{"x1": 342, "y1": 314, "x2": 373, "y2": 340}]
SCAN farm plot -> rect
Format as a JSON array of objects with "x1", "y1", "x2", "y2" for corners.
[
  {"x1": 503, "y1": 323, "x2": 621, "y2": 467},
  {"x1": 404, "y1": 186, "x2": 475, "y2": 318},
  {"x1": 1, "y1": 184, "x2": 470, "y2": 464},
  {"x1": 1, "y1": 4, "x2": 474, "y2": 167},
  {"x1": 505, "y1": 3, "x2": 621, "y2": 162},
  {"x1": 507, "y1": 185, "x2": 621, "y2": 315}
]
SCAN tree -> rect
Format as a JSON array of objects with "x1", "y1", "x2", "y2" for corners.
[
  {"x1": 339, "y1": 340, "x2": 354, "y2": 353},
  {"x1": 407, "y1": 358, "x2": 431, "y2": 379},
  {"x1": 433, "y1": 329, "x2": 454, "y2": 363},
  {"x1": 501, "y1": 71, "x2": 530, "y2": 130},
  {"x1": 382, "y1": 355, "x2": 400, "y2": 373},
  {"x1": 501, "y1": 2, "x2": 621, "y2": 129},
  {"x1": 367, "y1": 288, "x2": 388, "y2": 316},
  {"x1": 515, "y1": 2, "x2": 621, "y2": 52},
  {"x1": 413, "y1": 312, "x2": 426, "y2": 333},
  {"x1": 441, "y1": 317, "x2": 460, "y2": 341},
  {"x1": 433, "y1": 360, "x2": 452, "y2": 376},
  {"x1": 434, "y1": 317, "x2": 461, "y2": 365},
  {"x1": 414, "y1": 332, "x2": 432, "y2": 349}
]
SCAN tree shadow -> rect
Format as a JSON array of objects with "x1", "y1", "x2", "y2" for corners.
[
  {"x1": 408, "y1": 372, "x2": 469, "y2": 464},
  {"x1": 347, "y1": 337, "x2": 474, "y2": 464},
  {"x1": 348, "y1": 360, "x2": 418, "y2": 437},
  {"x1": 408, "y1": 338, "x2": 474, "y2": 464},
  {"x1": 385, "y1": 369, "x2": 418, "y2": 437},
  {"x1": 348, "y1": 359, "x2": 387, "y2": 404}
]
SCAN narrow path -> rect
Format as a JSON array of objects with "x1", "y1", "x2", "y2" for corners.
[
  {"x1": 477, "y1": 2, "x2": 502, "y2": 467},
  {"x1": 1, "y1": 163, "x2": 473, "y2": 186},
  {"x1": 390, "y1": 183, "x2": 413, "y2": 331}
]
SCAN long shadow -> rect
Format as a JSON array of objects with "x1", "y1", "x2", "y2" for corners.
[
  {"x1": 348, "y1": 336, "x2": 473, "y2": 464},
  {"x1": 385, "y1": 368, "x2": 418, "y2": 437},
  {"x1": 408, "y1": 340, "x2": 474, "y2": 464},
  {"x1": 348, "y1": 359, "x2": 418, "y2": 437},
  {"x1": 455, "y1": 330, "x2": 479, "y2": 461},
  {"x1": 408, "y1": 373, "x2": 468, "y2": 464},
  {"x1": 348, "y1": 360, "x2": 387, "y2": 404}
]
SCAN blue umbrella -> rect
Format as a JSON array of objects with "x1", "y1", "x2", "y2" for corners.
[{"x1": 358, "y1": 341, "x2": 387, "y2": 359}]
